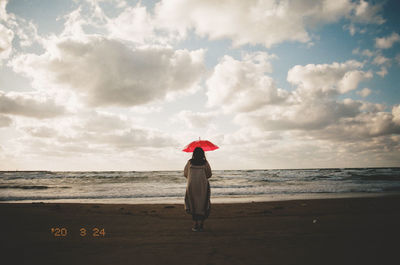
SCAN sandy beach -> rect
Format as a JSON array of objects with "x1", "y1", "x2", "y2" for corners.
[{"x1": 1, "y1": 195, "x2": 400, "y2": 265}]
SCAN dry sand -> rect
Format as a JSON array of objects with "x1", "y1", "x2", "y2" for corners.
[{"x1": 1, "y1": 195, "x2": 400, "y2": 265}]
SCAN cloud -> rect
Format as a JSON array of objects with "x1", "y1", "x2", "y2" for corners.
[
  {"x1": 54, "y1": 1, "x2": 177, "y2": 47},
  {"x1": 350, "y1": 0, "x2": 385, "y2": 25},
  {"x1": 106, "y1": 4, "x2": 158, "y2": 44},
  {"x1": 0, "y1": 0, "x2": 40, "y2": 59},
  {"x1": 376, "y1": 66, "x2": 388, "y2": 78},
  {"x1": 343, "y1": 0, "x2": 386, "y2": 37},
  {"x1": 22, "y1": 126, "x2": 58, "y2": 138},
  {"x1": 0, "y1": 23, "x2": 13, "y2": 61},
  {"x1": 344, "y1": 24, "x2": 358, "y2": 36},
  {"x1": 308, "y1": 110, "x2": 400, "y2": 141},
  {"x1": 287, "y1": 60, "x2": 372, "y2": 96},
  {"x1": 0, "y1": 114, "x2": 12, "y2": 127},
  {"x1": 0, "y1": 0, "x2": 7, "y2": 20},
  {"x1": 352, "y1": 48, "x2": 383, "y2": 57},
  {"x1": 230, "y1": 59, "x2": 398, "y2": 144},
  {"x1": 10, "y1": 36, "x2": 206, "y2": 107},
  {"x1": 393, "y1": 105, "x2": 400, "y2": 125},
  {"x1": 352, "y1": 48, "x2": 374, "y2": 57},
  {"x1": 206, "y1": 52, "x2": 287, "y2": 113},
  {"x1": 78, "y1": 111, "x2": 130, "y2": 133},
  {"x1": 7, "y1": 110, "x2": 180, "y2": 163},
  {"x1": 370, "y1": 54, "x2": 391, "y2": 79},
  {"x1": 43, "y1": 110, "x2": 176, "y2": 149},
  {"x1": 0, "y1": 91, "x2": 66, "y2": 118},
  {"x1": 372, "y1": 54, "x2": 390, "y2": 65},
  {"x1": 357, "y1": 87, "x2": 372, "y2": 97},
  {"x1": 206, "y1": 58, "x2": 380, "y2": 136},
  {"x1": 174, "y1": 110, "x2": 217, "y2": 129},
  {"x1": 220, "y1": 127, "x2": 282, "y2": 145},
  {"x1": 348, "y1": 51, "x2": 391, "y2": 78},
  {"x1": 375, "y1": 32, "x2": 400, "y2": 49},
  {"x1": 84, "y1": 128, "x2": 176, "y2": 150},
  {"x1": 155, "y1": 0, "x2": 384, "y2": 48},
  {"x1": 361, "y1": 49, "x2": 374, "y2": 57},
  {"x1": 235, "y1": 98, "x2": 400, "y2": 145},
  {"x1": 235, "y1": 98, "x2": 364, "y2": 131}
]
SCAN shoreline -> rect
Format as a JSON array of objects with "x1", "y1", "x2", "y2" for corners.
[
  {"x1": 1, "y1": 166, "x2": 399, "y2": 172},
  {"x1": 2, "y1": 191, "x2": 400, "y2": 204}
]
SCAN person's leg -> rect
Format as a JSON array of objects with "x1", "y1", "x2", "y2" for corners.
[
  {"x1": 199, "y1": 216, "x2": 205, "y2": 231},
  {"x1": 192, "y1": 215, "x2": 199, "y2": 231}
]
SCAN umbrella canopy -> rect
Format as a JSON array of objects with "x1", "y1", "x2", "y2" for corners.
[{"x1": 182, "y1": 139, "x2": 219, "y2": 152}]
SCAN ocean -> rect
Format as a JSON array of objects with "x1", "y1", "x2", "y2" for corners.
[{"x1": 1, "y1": 168, "x2": 400, "y2": 204}]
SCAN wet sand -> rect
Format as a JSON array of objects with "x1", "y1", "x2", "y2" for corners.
[{"x1": 1, "y1": 195, "x2": 400, "y2": 265}]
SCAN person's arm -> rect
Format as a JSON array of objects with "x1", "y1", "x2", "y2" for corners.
[
  {"x1": 205, "y1": 161, "x2": 212, "y2": 179},
  {"x1": 184, "y1": 161, "x2": 189, "y2": 178}
]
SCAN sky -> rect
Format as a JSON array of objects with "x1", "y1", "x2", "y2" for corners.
[{"x1": 0, "y1": 0, "x2": 399, "y2": 171}]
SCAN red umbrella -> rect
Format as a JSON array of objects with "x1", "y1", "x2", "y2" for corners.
[{"x1": 182, "y1": 138, "x2": 219, "y2": 152}]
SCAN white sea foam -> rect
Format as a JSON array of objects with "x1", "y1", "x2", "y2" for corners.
[{"x1": 1, "y1": 168, "x2": 400, "y2": 203}]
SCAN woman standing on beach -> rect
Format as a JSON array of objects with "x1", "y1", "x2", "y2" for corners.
[{"x1": 184, "y1": 147, "x2": 212, "y2": 232}]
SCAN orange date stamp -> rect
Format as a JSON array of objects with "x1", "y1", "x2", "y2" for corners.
[{"x1": 50, "y1": 227, "x2": 106, "y2": 237}]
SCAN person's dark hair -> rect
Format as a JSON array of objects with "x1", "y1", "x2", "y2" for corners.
[{"x1": 190, "y1": 147, "x2": 206, "y2": 166}]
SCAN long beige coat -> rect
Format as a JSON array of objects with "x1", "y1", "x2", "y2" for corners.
[{"x1": 184, "y1": 160, "x2": 212, "y2": 217}]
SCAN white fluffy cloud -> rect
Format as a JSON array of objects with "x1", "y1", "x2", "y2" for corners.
[
  {"x1": 0, "y1": 114, "x2": 12, "y2": 127},
  {"x1": 174, "y1": 110, "x2": 217, "y2": 129},
  {"x1": 287, "y1": 60, "x2": 372, "y2": 96},
  {"x1": 393, "y1": 105, "x2": 400, "y2": 125},
  {"x1": 222, "y1": 58, "x2": 398, "y2": 145},
  {"x1": 361, "y1": 49, "x2": 374, "y2": 57},
  {"x1": 352, "y1": 48, "x2": 374, "y2": 57},
  {"x1": 350, "y1": 0, "x2": 385, "y2": 25},
  {"x1": 220, "y1": 126, "x2": 282, "y2": 145},
  {"x1": 357, "y1": 87, "x2": 372, "y2": 97},
  {"x1": 11, "y1": 36, "x2": 205, "y2": 107},
  {"x1": 21, "y1": 126, "x2": 58, "y2": 138},
  {"x1": 375, "y1": 32, "x2": 400, "y2": 49},
  {"x1": 83, "y1": 128, "x2": 176, "y2": 150},
  {"x1": 77, "y1": 111, "x2": 130, "y2": 133},
  {"x1": 308, "y1": 109, "x2": 400, "y2": 141},
  {"x1": 106, "y1": 4, "x2": 157, "y2": 44},
  {"x1": 11, "y1": 110, "x2": 180, "y2": 160},
  {"x1": 0, "y1": 0, "x2": 7, "y2": 20},
  {"x1": 235, "y1": 98, "x2": 364, "y2": 131},
  {"x1": 206, "y1": 52, "x2": 287, "y2": 113},
  {"x1": 372, "y1": 54, "x2": 390, "y2": 65},
  {"x1": 0, "y1": 91, "x2": 66, "y2": 118},
  {"x1": 345, "y1": 50, "x2": 392, "y2": 79},
  {"x1": 235, "y1": 98, "x2": 400, "y2": 145},
  {"x1": 0, "y1": 0, "x2": 13, "y2": 61},
  {"x1": 376, "y1": 66, "x2": 388, "y2": 78},
  {"x1": 0, "y1": 23, "x2": 13, "y2": 61},
  {"x1": 0, "y1": 0, "x2": 40, "y2": 60},
  {"x1": 155, "y1": 0, "x2": 384, "y2": 48},
  {"x1": 205, "y1": 56, "x2": 383, "y2": 136}
]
